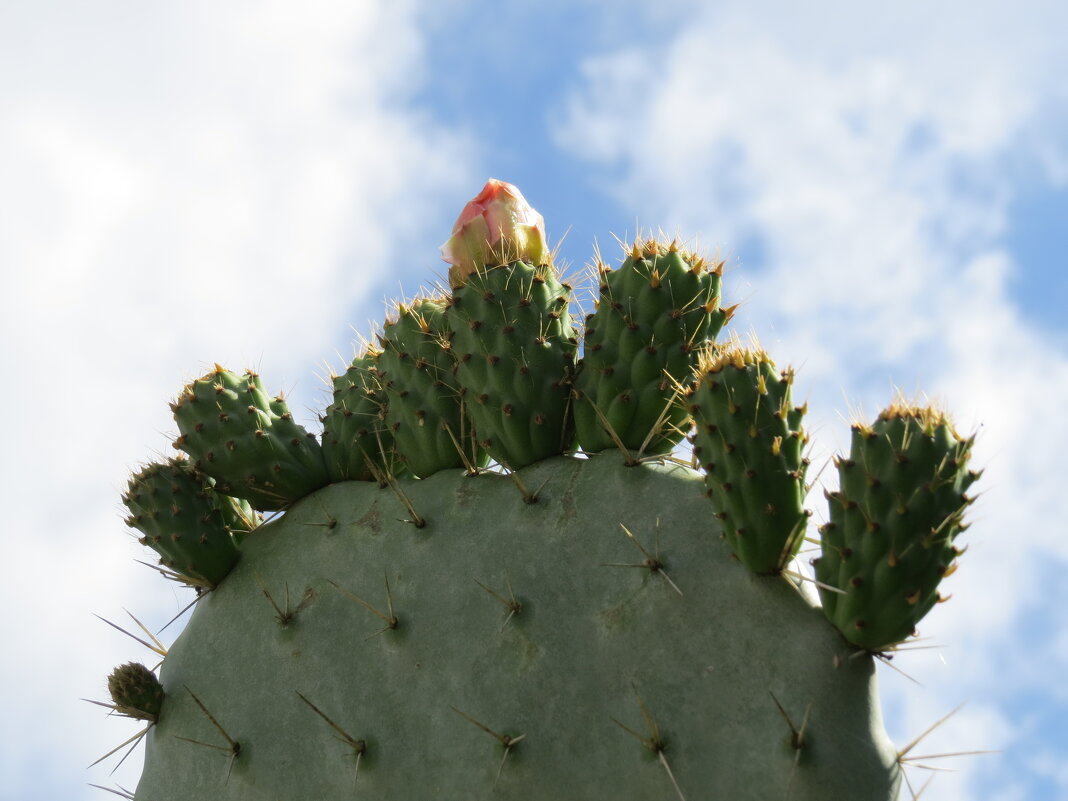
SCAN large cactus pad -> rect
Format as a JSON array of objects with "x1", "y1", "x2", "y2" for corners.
[{"x1": 136, "y1": 455, "x2": 900, "y2": 800}]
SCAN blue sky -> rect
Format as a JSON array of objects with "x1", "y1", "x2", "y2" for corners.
[{"x1": 1, "y1": 2, "x2": 1066, "y2": 799}]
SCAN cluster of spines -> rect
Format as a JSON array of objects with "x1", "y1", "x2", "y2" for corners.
[
  {"x1": 573, "y1": 239, "x2": 734, "y2": 457},
  {"x1": 814, "y1": 402, "x2": 979, "y2": 651},
  {"x1": 687, "y1": 338, "x2": 810, "y2": 575}
]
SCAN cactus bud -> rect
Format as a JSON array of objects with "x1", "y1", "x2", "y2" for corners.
[
  {"x1": 441, "y1": 178, "x2": 549, "y2": 288},
  {"x1": 107, "y1": 662, "x2": 164, "y2": 723}
]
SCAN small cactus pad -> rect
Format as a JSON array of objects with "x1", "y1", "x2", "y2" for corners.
[
  {"x1": 688, "y1": 341, "x2": 809, "y2": 574},
  {"x1": 321, "y1": 352, "x2": 399, "y2": 483},
  {"x1": 108, "y1": 662, "x2": 165, "y2": 723},
  {"x1": 815, "y1": 403, "x2": 978, "y2": 651},
  {"x1": 135, "y1": 456, "x2": 900, "y2": 800},
  {"x1": 446, "y1": 261, "x2": 577, "y2": 468},
  {"x1": 376, "y1": 296, "x2": 481, "y2": 477},
  {"x1": 574, "y1": 240, "x2": 731, "y2": 456},
  {"x1": 173, "y1": 366, "x2": 329, "y2": 510},
  {"x1": 123, "y1": 458, "x2": 250, "y2": 587}
]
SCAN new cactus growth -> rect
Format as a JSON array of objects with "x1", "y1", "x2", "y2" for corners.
[
  {"x1": 96, "y1": 179, "x2": 981, "y2": 800},
  {"x1": 108, "y1": 663, "x2": 165, "y2": 724},
  {"x1": 443, "y1": 181, "x2": 577, "y2": 469},
  {"x1": 814, "y1": 402, "x2": 978, "y2": 651},
  {"x1": 173, "y1": 367, "x2": 329, "y2": 510},
  {"x1": 687, "y1": 339, "x2": 810, "y2": 575},
  {"x1": 320, "y1": 352, "x2": 396, "y2": 483},
  {"x1": 122, "y1": 458, "x2": 255, "y2": 588},
  {"x1": 376, "y1": 295, "x2": 482, "y2": 476},
  {"x1": 574, "y1": 239, "x2": 732, "y2": 457}
]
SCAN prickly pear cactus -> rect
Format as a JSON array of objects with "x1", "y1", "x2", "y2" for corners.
[{"x1": 95, "y1": 179, "x2": 982, "y2": 801}]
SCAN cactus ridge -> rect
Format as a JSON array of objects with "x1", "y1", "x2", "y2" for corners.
[
  {"x1": 445, "y1": 261, "x2": 578, "y2": 469},
  {"x1": 574, "y1": 239, "x2": 732, "y2": 456},
  {"x1": 172, "y1": 366, "x2": 329, "y2": 510},
  {"x1": 814, "y1": 403, "x2": 977, "y2": 651}
]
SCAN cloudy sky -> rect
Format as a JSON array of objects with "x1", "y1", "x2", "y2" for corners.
[{"x1": 2, "y1": 2, "x2": 1066, "y2": 799}]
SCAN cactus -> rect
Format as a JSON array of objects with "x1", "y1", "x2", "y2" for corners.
[
  {"x1": 376, "y1": 295, "x2": 482, "y2": 476},
  {"x1": 574, "y1": 239, "x2": 732, "y2": 457},
  {"x1": 173, "y1": 366, "x2": 329, "y2": 510},
  {"x1": 122, "y1": 457, "x2": 256, "y2": 588},
  {"x1": 687, "y1": 338, "x2": 809, "y2": 576},
  {"x1": 442, "y1": 180, "x2": 577, "y2": 469},
  {"x1": 96, "y1": 180, "x2": 982, "y2": 800},
  {"x1": 107, "y1": 663, "x2": 165, "y2": 724},
  {"x1": 320, "y1": 351, "x2": 399, "y2": 483},
  {"x1": 814, "y1": 402, "x2": 979, "y2": 651}
]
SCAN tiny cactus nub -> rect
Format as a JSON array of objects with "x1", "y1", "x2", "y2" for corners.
[{"x1": 108, "y1": 663, "x2": 165, "y2": 724}]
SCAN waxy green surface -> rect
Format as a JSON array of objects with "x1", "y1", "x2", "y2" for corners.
[{"x1": 137, "y1": 455, "x2": 899, "y2": 801}]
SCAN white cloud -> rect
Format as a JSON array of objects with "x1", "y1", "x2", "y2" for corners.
[
  {"x1": 0, "y1": 3, "x2": 472, "y2": 797},
  {"x1": 556, "y1": 3, "x2": 1068, "y2": 798}
]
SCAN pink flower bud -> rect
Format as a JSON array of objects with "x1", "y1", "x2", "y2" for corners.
[{"x1": 440, "y1": 179, "x2": 549, "y2": 287}]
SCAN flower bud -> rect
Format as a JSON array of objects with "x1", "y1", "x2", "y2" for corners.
[{"x1": 440, "y1": 179, "x2": 549, "y2": 287}]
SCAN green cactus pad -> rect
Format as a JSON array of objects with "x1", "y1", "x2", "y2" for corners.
[
  {"x1": 574, "y1": 240, "x2": 732, "y2": 456},
  {"x1": 687, "y1": 342, "x2": 809, "y2": 575},
  {"x1": 321, "y1": 353, "x2": 401, "y2": 483},
  {"x1": 135, "y1": 455, "x2": 899, "y2": 800},
  {"x1": 815, "y1": 404, "x2": 978, "y2": 651},
  {"x1": 445, "y1": 261, "x2": 577, "y2": 469},
  {"x1": 173, "y1": 367, "x2": 329, "y2": 511},
  {"x1": 376, "y1": 296, "x2": 482, "y2": 477},
  {"x1": 108, "y1": 662, "x2": 165, "y2": 723},
  {"x1": 123, "y1": 458, "x2": 252, "y2": 587}
]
